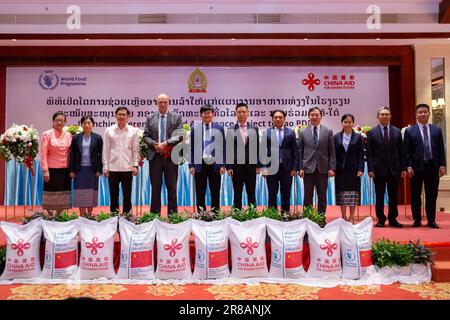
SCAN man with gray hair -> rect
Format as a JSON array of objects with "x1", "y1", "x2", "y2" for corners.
[
  {"x1": 367, "y1": 106, "x2": 406, "y2": 228},
  {"x1": 143, "y1": 93, "x2": 183, "y2": 215}
]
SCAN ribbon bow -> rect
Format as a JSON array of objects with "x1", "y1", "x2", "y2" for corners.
[
  {"x1": 164, "y1": 238, "x2": 182, "y2": 257},
  {"x1": 11, "y1": 239, "x2": 30, "y2": 257},
  {"x1": 86, "y1": 236, "x2": 104, "y2": 255},
  {"x1": 320, "y1": 239, "x2": 338, "y2": 257},
  {"x1": 240, "y1": 237, "x2": 259, "y2": 255}
]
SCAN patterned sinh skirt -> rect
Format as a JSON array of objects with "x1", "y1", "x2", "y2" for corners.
[
  {"x1": 336, "y1": 191, "x2": 361, "y2": 206},
  {"x1": 42, "y1": 168, "x2": 71, "y2": 210},
  {"x1": 73, "y1": 166, "x2": 99, "y2": 208}
]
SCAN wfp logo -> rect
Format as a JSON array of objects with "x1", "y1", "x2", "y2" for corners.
[
  {"x1": 345, "y1": 249, "x2": 356, "y2": 262},
  {"x1": 39, "y1": 70, "x2": 59, "y2": 90}
]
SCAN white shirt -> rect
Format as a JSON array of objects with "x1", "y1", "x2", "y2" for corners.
[
  {"x1": 343, "y1": 132, "x2": 352, "y2": 152},
  {"x1": 103, "y1": 124, "x2": 139, "y2": 172},
  {"x1": 418, "y1": 123, "x2": 433, "y2": 158}
]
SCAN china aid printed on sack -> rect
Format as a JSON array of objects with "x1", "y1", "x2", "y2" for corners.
[
  {"x1": 0, "y1": 218, "x2": 43, "y2": 280},
  {"x1": 155, "y1": 219, "x2": 192, "y2": 280},
  {"x1": 306, "y1": 218, "x2": 344, "y2": 279},
  {"x1": 229, "y1": 217, "x2": 268, "y2": 278},
  {"x1": 78, "y1": 217, "x2": 117, "y2": 280}
]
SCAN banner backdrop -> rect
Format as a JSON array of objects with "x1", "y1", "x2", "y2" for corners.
[
  {"x1": 4, "y1": 66, "x2": 389, "y2": 207},
  {"x1": 6, "y1": 66, "x2": 389, "y2": 136}
]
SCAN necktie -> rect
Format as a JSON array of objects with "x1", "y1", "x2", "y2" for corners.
[
  {"x1": 159, "y1": 115, "x2": 166, "y2": 143},
  {"x1": 313, "y1": 126, "x2": 318, "y2": 146},
  {"x1": 204, "y1": 123, "x2": 211, "y2": 157},
  {"x1": 240, "y1": 124, "x2": 247, "y2": 144},
  {"x1": 278, "y1": 128, "x2": 283, "y2": 146},
  {"x1": 423, "y1": 125, "x2": 432, "y2": 161},
  {"x1": 383, "y1": 126, "x2": 389, "y2": 144}
]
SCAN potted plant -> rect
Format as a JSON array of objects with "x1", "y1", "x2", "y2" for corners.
[{"x1": 372, "y1": 238, "x2": 415, "y2": 278}]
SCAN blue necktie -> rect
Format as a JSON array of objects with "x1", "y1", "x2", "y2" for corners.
[
  {"x1": 159, "y1": 115, "x2": 166, "y2": 142},
  {"x1": 204, "y1": 123, "x2": 212, "y2": 157},
  {"x1": 313, "y1": 126, "x2": 318, "y2": 146},
  {"x1": 423, "y1": 125, "x2": 432, "y2": 161},
  {"x1": 278, "y1": 128, "x2": 283, "y2": 146}
]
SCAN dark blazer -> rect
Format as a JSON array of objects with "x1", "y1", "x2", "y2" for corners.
[
  {"x1": 262, "y1": 127, "x2": 299, "y2": 172},
  {"x1": 189, "y1": 122, "x2": 226, "y2": 173},
  {"x1": 225, "y1": 122, "x2": 260, "y2": 170},
  {"x1": 404, "y1": 123, "x2": 446, "y2": 171},
  {"x1": 143, "y1": 111, "x2": 183, "y2": 160},
  {"x1": 367, "y1": 125, "x2": 405, "y2": 176},
  {"x1": 69, "y1": 132, "x2": 103, "y2": 174},
  {"x1": 334, "y1": 131, "x2": 364, "y2": 172}
]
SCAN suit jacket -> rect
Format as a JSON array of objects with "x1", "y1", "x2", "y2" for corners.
[
  {"x1": 404, "y1": 123, "x2": 446, "y2": 171},
  {"x1": 261, "y1": 127, "x2": 299, "y2": 172},
  {"x1": 143, "y1": 111, "x2": 183, "y2": 160},
  {"x1": 367, "y1": 124, "x2": 405, "y2": 176},
  {"x1": 225, "y1": 122, "x2": 260, "y2": 170},
  {"x1": 189, "y1": 122, "x2": 226, "y2": 173},
  {"x1": 334, "y1": 131, "x2": 364, "y2": 173},
  {"x1": 69, "y1": 132, "x2": 103, "y2": 174},
  {"x1": 298, "y1": 124, "x2": 336, "y2": 174}
]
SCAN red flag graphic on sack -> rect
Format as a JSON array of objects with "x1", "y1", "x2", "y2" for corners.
[
  {"x1": 285, "y1": 250, "x2": 303, "y2": 269},
  {"x1": 208, "y1": 248, "x2": 228, "y2": 268},
  {"x1": 54, "y1": 250, "x2": 77, "y2": 269},
  {"x1": 131, "y1": 250, "x2": 153, "y2": 268},
  {"x1": 359, "y1": 249, "x2": 373, "y2": 267}
]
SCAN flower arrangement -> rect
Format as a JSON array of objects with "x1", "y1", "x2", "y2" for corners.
[
  {"x1": 137, "y1": 129, "x2": 149, "y2": 166},
  {"x1": 63, "y1": 125, "x2": 82, "y2": 136},
  {"x1": 0, "y1": 124, "x2": 39, "y2": 176},
  {"x1": 353, "y1": 125, "x2": 372, "y2": 140}
]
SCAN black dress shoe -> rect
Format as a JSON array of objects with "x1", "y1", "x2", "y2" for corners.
[
  {"x1": 389, "y1": 221, "x2": 404, "y2": 228},
  {"x1": 427, "y1": 222, "x2": 439, "y2": 229},
  {"x1": 412, "y1": 221, "x2": 422, "y2": 228},
  {"x1": 375, "y1": 222, "x2": 385, "y2": 228}
]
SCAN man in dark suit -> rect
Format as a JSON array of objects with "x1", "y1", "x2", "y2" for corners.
[
  {"x1": 226, "y1": 102, "x2": 260, "y2": 209},
  {"x1": 404, "y1": 103, "x2": 446, "y2": 228},
  {"x1": 261, "y1": 110, "x2": 299, "y2": 213},
  {"x1": 143, "y1": 93, "x2": 183, "y2": 215},
  {"x1": 298, "y1": 107, "x2": 336, "y2": 216},
  {"x1": 367, "y1": 106, "x2": 406, "y2": 228},
  {"x1": 189, "y1": 104, "x2": 226, "y2": 212}
]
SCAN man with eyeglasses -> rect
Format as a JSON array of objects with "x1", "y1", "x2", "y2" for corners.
[
  {"x1": 404, "y1": 103, "x2": 446, "y2": 228},
  {"x1": 367, "y1": 106, "x2": 406, "y2": 228}
]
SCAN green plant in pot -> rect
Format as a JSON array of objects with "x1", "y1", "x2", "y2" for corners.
[
  {"x1": 372, "y1": 238, "x2": 414, "y2": 268},
  {"x1": 191, "y1": 207, "x2": 227, "y2": 222},
  {"x1": 231, "y1": 204, "x2": 261, "y2": 222},
  {"x1": 168, "y1": 211, "x2": 191, "y2": 224},
  {"x1": 408, "y1": 239, "x2": 435, "y2": 266},
  {"x1": 137, "y1": 212, "x2": 165, "y2": 224},
  {"x1": 301, "y1": 206, "x2": 325, "y2": 227},
  {"x1": 260, "y1": 207, "x2": 282, "y2": 220}
]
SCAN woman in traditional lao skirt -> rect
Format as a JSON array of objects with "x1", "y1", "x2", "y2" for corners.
[
  {"x1": 69, "y1": 116, "x2": 103, "y2": 217},
  {"x1": 41, "y1": 111, "x2": 72, "y2": 215},
  {"x1": 334, "y1": 113, "x2": 365, "y2": 224}
]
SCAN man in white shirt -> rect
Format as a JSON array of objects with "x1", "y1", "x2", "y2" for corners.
[{"x1": 103, "y1": 106, "x2": 139, "y2": 214}]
